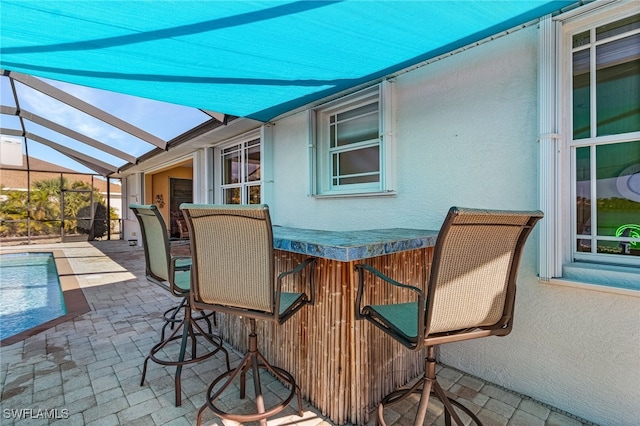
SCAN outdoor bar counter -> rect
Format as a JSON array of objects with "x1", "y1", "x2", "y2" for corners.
[{"x1": 216, "y1": 226, "x2": 439, "y2": 425}]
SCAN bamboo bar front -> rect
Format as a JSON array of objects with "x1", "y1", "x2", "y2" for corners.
[{"x1": 216, "y1": 246, "x2": 433, "y2": 425}]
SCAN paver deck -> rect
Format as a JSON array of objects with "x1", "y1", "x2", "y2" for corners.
[{"x1": 1, "y1": 241, "x2": 595, "y2": 425}]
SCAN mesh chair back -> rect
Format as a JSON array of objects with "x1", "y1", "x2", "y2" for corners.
[
  {"x1": 426, "y1": 207, "x2": 543, "y2": 335},
  {"x1": 182, "y1": 204, "x2": 274, "y2": 313},
  {"x1": 129, "y1": 204, "x2": 170, "y2": 282}
]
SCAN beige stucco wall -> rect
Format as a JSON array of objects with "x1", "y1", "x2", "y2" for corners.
[{"x1": 266, "y1": 26, "x2": 639, "y2": 425}]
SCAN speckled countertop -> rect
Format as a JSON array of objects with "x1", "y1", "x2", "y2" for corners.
[{"x1": 272, "y1": 226, "x2": 438, "y2": 261}]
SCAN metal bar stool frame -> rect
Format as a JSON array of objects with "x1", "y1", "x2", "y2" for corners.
[
  {"x1": 355, "y1": 207, "x2": 544, "y2": 426},
  {"x1": 181, "y1": 204, "x2": 316, "y2": 426},
  {"x1": 130, "y1": 204, "x2": 230, "y2": 407}
]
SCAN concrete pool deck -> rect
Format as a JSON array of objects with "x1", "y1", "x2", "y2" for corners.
[{"x1": 0, "y1": 241, "x2": 595, "y2": 425}]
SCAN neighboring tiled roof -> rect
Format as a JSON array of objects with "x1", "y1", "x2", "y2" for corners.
[
  {"x1": 3, "y1": 156, "x2": 78, "y2": 173},
  {"x1": 0, "y1": 156, "x2": 120, "y2": 194}
]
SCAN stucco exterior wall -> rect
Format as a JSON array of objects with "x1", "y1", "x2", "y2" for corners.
[
  {"x1": 268, "y1": 26, "x2": 639, "y2": 425},
  {"x1": 269, "y1": 33, "x2": 539, "y2": 231},
  {"x1": 119, "y1": 20, "x2": 639, "y2": 425}
]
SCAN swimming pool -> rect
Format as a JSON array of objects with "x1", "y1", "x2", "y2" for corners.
[{"x1": 0, "y1": 252, "x2": 67, "y2": 341}]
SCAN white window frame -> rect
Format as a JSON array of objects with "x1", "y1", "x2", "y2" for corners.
[
  {"x1": 213, "y1": 130, "x2": 263, "y2": 205},
  {"x1": 563, "y1": 10, "x2": 640, "y2": 266},
  {"x1": 310, "y1": 81, "x2": 396, "y2": 197},
  {"x1": 539, "y1": 1, "x2": 640, "y2": 290}
]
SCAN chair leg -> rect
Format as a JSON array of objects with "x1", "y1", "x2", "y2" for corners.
[
  {"x1": 251, "y1": 353, "x2": 267, "y2": 426},
  {"x1": 160, "y1": 298, "x2": 186, "y2": 341},
  {"x1": 376, "y1": 375, "x2": 426, "y2": 426},
  {"x1": 239, "y1": 362, "x2": 251, "y2": 399},
  {"x1": 141, "y1": 302, "x2": 230, "y2": 407},
  {"x1": 160, "y1": 298, "x2": 215, "y2": 342},
  {"x1": 174, "y1": 319, "x2": 191, "y2": 406},
  {"x1": 168, "y1": 303, "x2": 219, "y2": 335},
  {"x1": 376, "y1": 346, "x2": 483, "y2": 426},
  {"x1": 197, "y1": 318, "x2": 302, "y2": 426},
  {"x1": 412, "y1": 376, "x2": 433, "y2": 426}
]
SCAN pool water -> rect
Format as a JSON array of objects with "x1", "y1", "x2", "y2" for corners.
[{"x1": 0, "y1": 252, "x2": 67, "y2": 341}]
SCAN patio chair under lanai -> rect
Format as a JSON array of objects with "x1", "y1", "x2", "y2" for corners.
[
  {"x1": 181, "y1": 203, "x2": 316, "y2": 426},
  {"x1": 129, "y1": 203, "x2": 230, "y2": 406},
  {"x1": 355, "y1": 207, "x2": 543, "y2": 425}
]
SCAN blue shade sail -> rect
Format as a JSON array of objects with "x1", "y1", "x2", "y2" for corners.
[{"x1": 0, "y1": 1, "x2": 575, "y2": 122}]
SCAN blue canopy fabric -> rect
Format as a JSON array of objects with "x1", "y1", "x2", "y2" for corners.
[{"x1": 1, "y1": 1, "x2": 575, "y2": 122}]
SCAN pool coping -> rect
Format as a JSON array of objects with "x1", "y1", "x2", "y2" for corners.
[{"x1": 0, "y1": 249, "x2": 91, "y2": 346}]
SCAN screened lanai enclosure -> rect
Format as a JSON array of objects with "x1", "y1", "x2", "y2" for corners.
[
  {"x1": 0, "y1": 159, "x2": 122, "y2": 245},
  {"x1": 0, "y1": 71, "x2": 221, "y2": 245}
]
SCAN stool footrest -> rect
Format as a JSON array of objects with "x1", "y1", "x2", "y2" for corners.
[
  {"x1": 377, "y1": 373, "x2": 483, "y2": 425},
  {"x1": 141, "y1": 310, "x2": 230, "y2": 407},
  {"x1": 160, "y1": 302, "x2": 215, "y2": 339},
  {"x1": 198, "y1": 347, "x2": 302, "y2": 426}
]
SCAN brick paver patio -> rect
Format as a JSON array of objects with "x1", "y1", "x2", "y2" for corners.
[{"x1": 1, "y1": 241, "x2": 595, "y2": 425}]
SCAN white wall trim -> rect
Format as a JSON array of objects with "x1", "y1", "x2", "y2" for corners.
[
  {"x1": 543, "y1": 278, "x2": 640, "y2": 298},
  {"x1": 538, "y1": 15, "x2": 563, "y2": 280},
  {"x1": 261, "y1": 124, "x2": 275, "y2": 206},
  {"x1": 192, "y1": 148, "x2": 208, "y2": 204},
  {"x1": 381, "y1": 78, "x2": 397, "y2": 193}
]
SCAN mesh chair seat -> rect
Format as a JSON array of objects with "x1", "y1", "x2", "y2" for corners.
[
  {"x1": 175, "y1": 258, "x2": 191, "y2": 269},
  {"x1": 280, "y1": 292, "x2": 306, "y2": 316},
  {"x1": 173, "y1": 270, "x2": 191, "y2": 293},
  {"x1": 365, "y1": 302, "x2": 420, "y2": 343}
]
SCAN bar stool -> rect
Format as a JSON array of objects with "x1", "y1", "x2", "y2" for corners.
[
  {"x1": 355, "y1": 207, "x2": 543, "y2": 425},
  {"x1": 129, "y1": 204, "x2": 230, "y2": 406},
  {"x1": 181, "y1": 203, "x2": 316, "y2": 426}
]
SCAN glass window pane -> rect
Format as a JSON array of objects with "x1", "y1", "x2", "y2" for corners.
[
  {"x1": 339, "y1": 174, "x2": 379, "y2": 185},
  {"x1": 617, "y1": 225, "x2": 640, "y2": 256},
  {"x1": 577, "y1": 238, "x2": 591, "y2": 253},
  {"x1": 222, "y1": 151, "x2": 240, "y2": 185},
  {"x1": 595, "y1": 141, "x2": 640, "y2": 244},
  {"x1": 330, "y1": 119, "x2": 336, "y2": 147},
  {"x1": 576, "y1": 146, "x2": 591, "y2": 235},
  {"x1": 595, "y1": 239, "x2": 625, "y2": 255},
  {"x1": 573, "y1": 31, "x2": 590, "y2": 48},
  {"x1": 245, "y1": 141, "x2": 261, "y2": 182},
  {"x1": 337, "y1": 102, "x2": 378, "y2": 121},
  {"x1": 333, "y1": 103, "x2": 379, "y2": 147},
  {"x1": 335, "y1": 113, "x2": 378, "y2": 147},
  {"x1": 337, "y1": 146, "x2": 380, "y2": 176},
  {"x1": 596, "y1": 34, "x2": 640, "y2": 136},
  {"x1": 223, "y1": 187, "x2": 240, "y2": 204},
  {"x1": 246, "y1": 185, "x2": 261, "y2": 204},
  {"x1": 573, "y1": 49, "x2": 591, "y2": 139},
  {"x1": 596, "y1": 14, "x2": 640, "y2": 41},
  {"x1": 220, "y1": 138, "x2": 261, "y2": 205}
]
